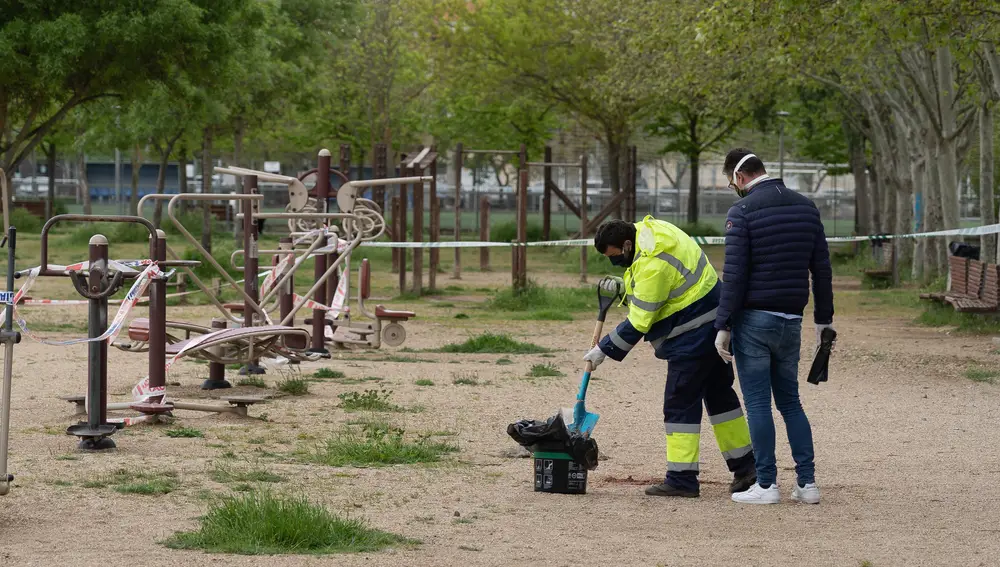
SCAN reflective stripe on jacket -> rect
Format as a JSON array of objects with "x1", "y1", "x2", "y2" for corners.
[{"x1": 598, "y1": 216, "x2": 720, "y2": 362}]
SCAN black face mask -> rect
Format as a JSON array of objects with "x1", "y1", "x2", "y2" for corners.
[{"x1": 609, "y1": 243, "x2": 634, "y2": 268}]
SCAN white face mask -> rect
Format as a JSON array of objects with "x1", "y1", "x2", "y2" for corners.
[{"x1": 729, "y1": 153, "x2": 768, "y2": 197}]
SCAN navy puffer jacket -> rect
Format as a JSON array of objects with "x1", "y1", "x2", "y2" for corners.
[{"x1": 714, "y1": 178, "x2": 834, "y2": 330}]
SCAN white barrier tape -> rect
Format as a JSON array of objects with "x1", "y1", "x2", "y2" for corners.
[
  {"x1": 350, "y1": 222, "x2": 1000, "y2": 249},
  {"x1": 1, "y1": 264, "x2": 162, "y2": 346}
]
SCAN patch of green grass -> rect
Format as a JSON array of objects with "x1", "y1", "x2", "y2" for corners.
[
  {"x1": 414, "y1": 379, "x2": 434, "y2": 386},
  {"x1": 54, "y1": 454, "x2": 79, "y2": 461},
  {"x1": 313, "y1": 368, "x2": 346, "y2": 379},
  {"x1": 512, "y1": 309, "x2": 574, "y2": 321},
  {"x1": 50, "y1": 479, "x2": 73, "y2": 487},
  {"x1": 163, "y1": 491, "x2": 409, "y2": 555},
  {"x1": 305, "y1": 421, "x2": 458, "y2": 467},
  {"x1": 436, "y1": 332, "x2": 549, "y2": 354},
  {"x1": 433, "y1": 302, "x2": 456, "y2": 308},
  {"x1": 277, "y1": 379, "x2": 310, "y2": 396},
  {"x1": 211, "y1": 463, "x2": 286, "y2": 484},
  {"x1": 964, "y1": 367, "x2": 999, "y2": 384},
  {"x1": 487, "y1": 280, "x2": 592, "y2": 313},
  {"x1": 451, "y1": 372, "x2": 480, "y2": 386},
  {"x1": 527, "y1": 363, "x2": 564, "y2": 378},
  {"x1": 454, "y1": 313, "x2": 470, "y2": 319},
  {"x1": 85, "y1": 468, "x2": 179, "y2": 495},
  {"x1": 495, "y1": 358, "x2": 513, "y2": 365},
  {"x1": 917, "y1": 303, "x2": 1000, "y2": 334},
  {"x1": 237, "y1": 376, "x2": 268, "y2": 388},
  {"x1": 338, "y1": 389, "x2": 405, "y2": 412},
  {"x1": 165, "y1": 426, "x2": 204, "y2": 439}
]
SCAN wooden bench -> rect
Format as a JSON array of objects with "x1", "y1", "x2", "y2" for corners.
[
  {"x1": 920, "y1": 256, "x2": 969, "y2": 302},
  {"x1": 947, "y1": 263, "x2": 1000, "y2": 313}
]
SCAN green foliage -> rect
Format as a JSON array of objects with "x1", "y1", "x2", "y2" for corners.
[
  {"x1": 7, "y1": 208, "x2": 42, "y2": 233},
  {"x1": 211, "y1": 463, "x2": 285, "y2": 484},
  {"x1": 916, "y1": 304, "x2": 1000, "y2": 335},
  {"x1": 84, "y1": 468, "x2": 178, "y2": 495},
  {"x1": 165, "y1": 427, "x2": 204, "y2": 439},
  {"x1": 495, "y1": 358, "x2": 514, "y2": 365},
  {"x1": 163, "y1": 491, "x2": 407, "y2": 555},
  {"x1": 414, "y1": 379, "x2": 434, "y2": 386},
  {"x1": 237, "y1": 376, "x2": 268, "y2": 388},
  {"x1": 436, "y1": 332, "x2": 549, "y2": 354},
  {"x1": 487, "y1": 281, "x2": 593, "y2": 313},
  {"x1": 181, "y1": 239, "x2": 241, "y2": 280},
  {"x1": 277, "y1": 379, "x2": 310, "y2": 396},
  {"x1": 313, "y1": 368, "x2": 346, "y2": 379},
  {"x1": 307, "y1": 421, "x2": 458, "y2": 467},
  {"x1": 451, "y1": 372, "x2": 480, "y2": 386},
  {"x1": 528, "y1": 363, "x2": 564, "y2": 378},
  {"x1": 964, "y1": 367, "x2": 999, "y2": 384},
  {"x1": 337, "y1": 389, "x2": 403, "y2": 412},
  {"x1": 490, "y1": 221, "x2": 565, "y2": 243}
]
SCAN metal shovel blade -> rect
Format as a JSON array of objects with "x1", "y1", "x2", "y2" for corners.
[{"x1": 568, "y1": 370, "x2": 599, "y2": 437}]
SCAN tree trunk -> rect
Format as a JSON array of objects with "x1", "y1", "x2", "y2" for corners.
[
  {"x1": 78, "y1": 151, "x2": 91, "y2": 215},
  {"x1": 687, "y1": 150, "x2": 700, "y2": 224},
  {"x1": 981, "y1": 103, "x2": 997, "y2": 262},
  {"x1": 911, "y1": 159, "x2": 924, "y2": 281},
  {"x1": 233, "y1": 121, "x2": 244, "y2": 166},
  {"x1": 129, "y1": 143, "x2": 141, "y2": 216},
  {"x1": 846, "y1": 125, "x2": 870, "y2": 235},
  {"x1": 925, "y1": 150, "x2": 945, "y2": 280},
  {"x1": 936, "y1": 46, "x2": 962, "y2": 231},
  {"x1": 45, "y1": 142, "x2": 56, "y2": 220},
  {"x1": 868, "y1": 163, "x2": 881, "y2": 232},
  {"x1": 201, "y1": 127, "x2": 213, "y2": 252}
]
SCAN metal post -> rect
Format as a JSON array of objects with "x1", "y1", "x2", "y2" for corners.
[
  {"x1": 311, "y1": 150, "x2": 331, "y2": 354},
  {"x1": 412, "y1": 163, "x2": 424, "y2": 294},
  {"x1": 148, "y1": 230, "x2": 167, "y2": 395},
  {"x1": 480, "y1": 196, "x2": 490, "y2": 271},
  {"x1": 543, "y1": 146, "x2": 552, "y2": 240},
  {"x1": 453, "y1": 143, "x2": 463, "y2": 279},
  {"x1": 429, "y1": 156, "x2": 439, "y2": 291},
  {"x1": 330, "y1": 145, "x2": 350, "y2": 306},
  {"x1": 74, "y1": 234, "x2": 116, "y2": 449},
  {"x1": 244, "y1": 174, "x2": 263, "y2": 370},
  {"x1": 516, "y1": 144, "x2": 528, "y2": 290},
  {"x1": 777, "y1": 110, "x2": 790, "y2": 179},
  {"x1": 206, "y1": 318, "x2": 228, "y2": 387},
  {"x1": 398, "y1": 164, "x2": 409, "y2": 295},
  {"x1": 114, "y1": 148, "x2": 121, "y2": 213},
  {"x1": 580, "y1": 155, "x2": 588, "y2": 283},
  {"x1": 278, "y1": 237, "x2": 294, "y2": 325}
]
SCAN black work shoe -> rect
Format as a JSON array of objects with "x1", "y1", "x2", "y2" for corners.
[
  {"x1": 644, "y1": 483, "x2": 699, "y2": 498},
  {"x1": 730, "y1": 470, "x2": 758, "y2": 494}
]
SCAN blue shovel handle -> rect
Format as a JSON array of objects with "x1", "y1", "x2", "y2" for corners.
[{"x1": 577, "y1": 371, "x2": 592, "y2": 401}]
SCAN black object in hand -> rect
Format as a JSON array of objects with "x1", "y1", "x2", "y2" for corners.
[{"x1": 807, "y1": 327, "x2": 837, "y2": 385}]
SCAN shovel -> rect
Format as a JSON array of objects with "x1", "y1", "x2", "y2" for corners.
[{"x1": 569, "y1": 276, "x2": 623, "y2": 437}]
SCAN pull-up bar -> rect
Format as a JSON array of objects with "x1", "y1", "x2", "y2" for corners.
[{"x1": 526, "y1": 162, "x2": 583, "y2": 168}]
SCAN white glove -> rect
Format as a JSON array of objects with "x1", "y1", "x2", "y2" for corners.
[
  {"x1": 583, "y1": 345, "x2": 607, "y2": 370},
  {"x1": 715, "y1": 330, "x2": 733, "y2": 364},
  {"x1": 816, "y1": 324, "x2": 836, "y2": 350},
  {"x1": 598, "y1": 276, "x2": 625, "y2": 302}
]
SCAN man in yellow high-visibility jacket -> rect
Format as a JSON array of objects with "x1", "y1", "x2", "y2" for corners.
[{"x1": 583, "y1": 216, "x2": 756, "y2": 498}]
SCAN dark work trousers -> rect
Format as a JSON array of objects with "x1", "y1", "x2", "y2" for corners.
[{"x1": 663, "y1": 351, "x2": 756, "y2": 492}]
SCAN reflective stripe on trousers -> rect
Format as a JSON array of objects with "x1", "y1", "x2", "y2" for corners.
[
  {"x1": 628, "y1": 251, "x2": 709, "y2": 312},
  {"x1": 710, "y1": 408, "x2": 753, "y2": 461},
  {"x1": 664, "y1": 422, "x2": 701, "y2": 472}
]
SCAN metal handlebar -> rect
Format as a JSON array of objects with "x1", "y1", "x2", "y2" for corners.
[{"x1": 39, "y1": 215, "x2": 157, "y2": 278}]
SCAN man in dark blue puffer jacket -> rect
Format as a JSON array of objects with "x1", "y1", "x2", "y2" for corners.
[{"x1": 712, "y1": 148, "x2": 834, "y2": 506}]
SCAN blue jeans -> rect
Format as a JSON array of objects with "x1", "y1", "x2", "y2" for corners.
[{"x1": 732, "y1": 310, "x2": 815, "y2": 487}]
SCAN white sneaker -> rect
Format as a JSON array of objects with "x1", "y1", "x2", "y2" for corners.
[
  {"x1": 791, "y1": 483, "x2": 820, "y2": 504},
  {"x1": 731, "y1": 482, "x2": 780, "y2": 504}
]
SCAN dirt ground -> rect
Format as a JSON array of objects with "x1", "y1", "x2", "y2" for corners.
[{"x1": 1, "y1": 278, "x2": 1000, "y2": 567}]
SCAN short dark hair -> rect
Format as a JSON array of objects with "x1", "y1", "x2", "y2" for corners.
[
  {"x1": 594, "y1": 219, "x2": 636, "y2": 253},
  {"x1": 723, "y1": 148, "x2": 766, "y2": 178}
]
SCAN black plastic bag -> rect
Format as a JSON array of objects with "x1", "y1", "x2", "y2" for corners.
[
  {"x1": 949, "y1": 241, "x2": 980, "y2": 260},
  {"x1": 807, "y1": 327, "x2": 837, "y2": 385},
  {"x1": 507, "y1": 412, "x2": 599, "y2": 470}
]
